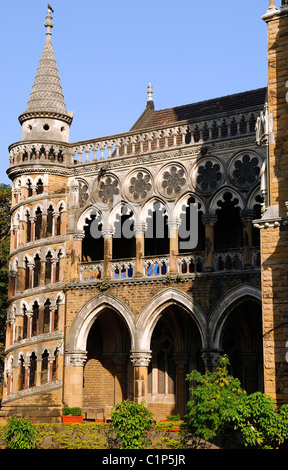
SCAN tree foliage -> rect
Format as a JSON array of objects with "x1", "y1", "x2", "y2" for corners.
[
  {"x1": 4, "y1": 416, "x2": 37, "y2": 449},
  {"x1": 222, "y1": 392, "x2": 288, "y2": 449},
  {"x1": 185, "y1": 354, "x2": 288, "y2": 449},
  {"x1": 185, "y1": 354, "x2": 245, "y2": 445},
  {"x1": 110, "y1": 399, "x2": 155, "y2": 449}
]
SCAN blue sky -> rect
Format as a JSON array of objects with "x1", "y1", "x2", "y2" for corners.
[{"x1": 0, "y1": 0, "x2": 272, "y2": 185}]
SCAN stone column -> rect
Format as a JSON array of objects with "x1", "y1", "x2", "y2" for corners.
[
  {"x1": 70, "y1": 232, "x2": 84, "y2": 280},
  {"x1": 134, "y1": 223, "x2": 145, "y2": 277},
  {"x1": 130, "y1": 351, "x2": 152, "y2": 404},
  {"x1": 12, "y1": 363, "x2": 20, "y2": 393},
  {"x1": 29, "y1": 216, "x2": 36, "y2": 242},
  {"x1": 202, "y1": 215, "x2": 217, "y2": 271},
  {"x1": 64, "y1": 352, "x2": 87, "y2": 408},
  {"x1": 240, "y1": 209, "x2": 254, "y2": 268},
  {"x1": 103, "y1": 227, "x2": 113, "y2": 278},
  {"x1": 168, "y1": 219, "x2": 180, "y2": 274},
  {"x1": 36, "y1": 357, "x2": 42, "y2": 387}
]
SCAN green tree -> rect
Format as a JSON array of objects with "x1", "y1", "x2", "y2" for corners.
[
  {"x1": 5, "y1": 416, "x2": 38, "y2": 449},
  {"x1": 0, "y1": 184, "x2": 11, "y2": 371},
  {"x1": 185, "y1": 354, "x2": 246, "y2": 446},
  {"x1": 222, "y1": 391, "x2": 288, "y2": 449},
  {"x1": 110, "y1": 399, "x2": 155, "y2": 449}
]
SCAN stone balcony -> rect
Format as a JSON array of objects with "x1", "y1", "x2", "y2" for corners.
[
  {"x1": 8, "y1": 109, "x2": 258, "y2": 168},
  {"x1": 79, "y1": 248, "x2": 261, "y2": 283}
]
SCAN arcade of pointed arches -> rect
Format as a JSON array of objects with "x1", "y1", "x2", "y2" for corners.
[{"x1": 66, "y1": 285, "x2": 263, "y2": 414}]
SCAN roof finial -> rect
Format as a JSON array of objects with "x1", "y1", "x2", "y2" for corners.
[
  {"x1": 147, "y1": 83, "x2": 153, "y2": 102},
  {"x1": 45, "y1": 5, "x2": 54, "y2": 35}
]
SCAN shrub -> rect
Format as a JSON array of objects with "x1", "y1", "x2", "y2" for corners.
[
  {"x1": 110, "y1": 399, "x2": 155, "y2": 449},
  {"x1": 222, "y1": 392, "x2": 288, "y2": 449},
  {"x1": 62, "y1": 406, "x2": 82, "y2": 416},
  {"x1": 185, "y1": 354, "x2": 245, "y2": 446},
  {"x1": 5, "y1": 416, "x2": 38, "y2": 449}
]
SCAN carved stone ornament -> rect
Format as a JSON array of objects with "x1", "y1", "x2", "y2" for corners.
[
  {"x1": 196, "y1": 159, "x2": 223, "y2": 192},
  {"x1": 130, "y1": 351, "x2": 152, "y2": 367},
  {"x1": 98, "y1": 175, "x2": 120, "y2": 204},
  {"x1": 67, "y1": 353, "x2": 87, "y2": 367},
  {"x1": 78, "y1": 180, "x2": 89, "y2": 207},
  {"x1": 128, "y1": 171, "x2": 152, "y2": 202},
  {"x1": 231, "y1": 153, "x2": 260, "y2": 188},
  {"x1": 158, "y1": 164, "x2": 186, "y2": 198}
]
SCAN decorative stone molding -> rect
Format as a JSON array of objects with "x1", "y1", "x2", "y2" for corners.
[
  {"x1": 193, "y1": 158, "x2": 223, "y2": 193},
  {"x1": 126, "y1": 170, "x2": 153, "y2": 202},
  {"x1": 228, "y1": 152, "x2": 261, "y2": 189},
  {"x1": 66, "y1": 352, "x2": 87, "y2": 367},
  {"x1": 130, "y1": 351, "x2": 152, "y2": 367},
  {"x1": 158, "y1": 164, "x2": 187, "y2": 199}
]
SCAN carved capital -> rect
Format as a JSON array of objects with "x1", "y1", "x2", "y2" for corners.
[
  {"x1": 202, "y1": 214, "x2": 217, "y2": 227},
  {"x1": 66, "y1": 352, "x2": 87, "y2": 367},
  {"x1": 130, "y1": 351, "x2": 152, "y2": 367}
]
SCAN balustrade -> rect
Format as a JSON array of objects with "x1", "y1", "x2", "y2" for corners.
[
  {"x1": 78, "y1": 247, "x2": 260, "y2": 282},
  {"x1": 79, "y1": 262, "x2": 103, "y2": 282},
  {"x1": 110, "y1": 260, "x2": 135, "y2": 279},
  {"x1": 9, "y1": 111, "x2": 258, "y2": 167},
  {"x1": 177, "y1": 254, "x2": 205, "y2": 274},
  {"x1": 214, "y1": 250, "x2": 244, "y2": 271}
]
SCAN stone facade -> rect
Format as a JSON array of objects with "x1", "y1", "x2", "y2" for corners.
[{"x1": 1, "y1": 3, "x2": 287, "y2": 423}]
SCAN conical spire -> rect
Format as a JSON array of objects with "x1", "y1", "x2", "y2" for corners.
[{"x1": 19, "y1": 7, "x2": 73, "y2": 126}]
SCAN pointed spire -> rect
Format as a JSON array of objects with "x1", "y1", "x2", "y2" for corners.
[
  {"x1": 146, "y1": 83, "x2": 154, "y2": 110},
  {"x1": 19, "y1": 7, "x2": 73, "y2": 126}
]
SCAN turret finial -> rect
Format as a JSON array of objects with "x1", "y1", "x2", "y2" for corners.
[
  {"x1": 147, "y1": 83, "x2": 153, "y2": 102},
  {"x1": 45, "y1": 5, "x2": 54, "y2": 35}
]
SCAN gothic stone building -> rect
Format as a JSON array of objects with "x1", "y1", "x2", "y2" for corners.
[{"x1": 1, "y1": 2, "x2": 288, "y2": 423}]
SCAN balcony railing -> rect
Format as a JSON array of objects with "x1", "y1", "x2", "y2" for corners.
[
  {"x1": 79, "y1": 262, "x2": 103, "y2": 282},
  {"x1": 110, "y1": 259, "x2": 136, "y2": 279},
  {"x1": 9, "y1": 110, "x2": 258, "y2": 167},
  {"x1": 142, "y1": 257, "x2": 170, "y2": 277},
  {"x1": 177, "y1": 254, "x2": 205, "y2": 274},
  {"x1": 78, "y1": 248, "x2": 260, "y2": 283}
]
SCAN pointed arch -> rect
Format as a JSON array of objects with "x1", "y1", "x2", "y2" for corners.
[
  {"x1": 135, "y1": 288, "x2": 207, "y2": 351},
  {"x1": 66, "y1": 293, "x2": 136, "y2": 353},
  {"x1": 208, "y1": 284, "x2": 262, "y2": 350}
]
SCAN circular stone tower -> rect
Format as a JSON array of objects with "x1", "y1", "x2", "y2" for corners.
[{"x1": 1, "y1": 7, "x2": 73, "y2": 421}]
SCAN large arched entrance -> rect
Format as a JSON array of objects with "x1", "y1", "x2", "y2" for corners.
[
  {"x1": 82, "y1": 308, "x2": 132, "y2": 414},
  {"x1": 221, "y1": 299, "x2": 263, "y2": 393},
  {"x1": 147, "y1": 303, "x2": 204, "y2": 419},
  {"x1": 65, "y1": 293, "x2": 136, "y2": 417},
  {"x1": 209, "y1": 285, "x2": 263, "y2": 394}
]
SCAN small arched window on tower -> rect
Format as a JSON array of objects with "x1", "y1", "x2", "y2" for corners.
[
  {"x1": 18, "y1": 355, "x2": 25, "y2": 391},
  {"x1": 52, "y1": 348, "x2": 59, "y2": 381},
  {"x1": 26, "y1": 211, "x2": 32, "y2": 243},
  {"x1": 27, "y1": 179, "x2": 33, "y2": 197},
  {"x1": 36, "y1": 179, "x2": 44, "y2": 195},
  {"x1": 43, "y1": 299, "x2": 51, "y2": 334},
  {"x1": 33, "y1": 254, "x2": 41, "y2": 288},
  {"x1": 23, "y1": 304, "x2": 28, "y2": 339},
  {"x1": 31, "y1": 301, "x2": 39, "y2": 337},
  {"x1": 29, "y1": 352, "x2": 37, "y2": 388},
  {"x1": 55, "y1": 251, "x2": 62, "y2": 283},
  {"x1": 24, "y1": 257, "x2": 30, "y2": 290},
  {"x1": 45, "y1": 252, "x2": 52, "y2": 284},
  {"x1": 41, "y1": 350, "x2": 49, "y2": 384},
  {"x1": 53, "y1": 297, "x2": 60, "y2": 331},
  {"x1": 56, "y1": 205, "x2": 63, "y2": 236},
  {"x1": 34, "y1": 208, "x2": 43, "y2": 240},
  {"x1": 46, "y1": 205, "x2": 54, "y2": 238}
]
